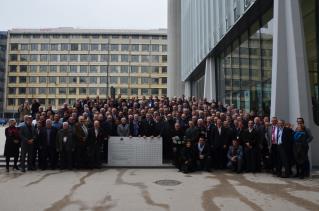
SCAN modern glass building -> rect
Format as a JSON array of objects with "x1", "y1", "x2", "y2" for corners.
[
  {"x1": 168, "y1": 0, "x2": 319, "y2": 166},
  {"x1": 4, "y1": 28, "x2": 167, "y2": 114}
]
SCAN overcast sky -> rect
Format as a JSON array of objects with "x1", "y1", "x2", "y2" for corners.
[{"x1": 0, "y1": 0, "x2": 167, "y2": 31}]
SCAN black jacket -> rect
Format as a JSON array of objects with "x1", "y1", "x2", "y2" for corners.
[
  {"x1": 140, "y1": 119, "x2": 155, "y2": 137},
  {"x1": 211, "y1": 127, "x2": 227, "y2": 149},
  {"x1": 242, "y1": 128, "x2": 258, "y2": 147},
  {"x1": 38, "y1": 127, "x2": 58, "y2": 149}
]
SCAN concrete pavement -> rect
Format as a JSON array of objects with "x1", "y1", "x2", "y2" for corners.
[{"x1": 0, "y1": 169, "x2": 319, "y2": 211}]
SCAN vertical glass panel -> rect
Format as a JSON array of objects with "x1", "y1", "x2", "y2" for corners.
[
  {"x1": 301, "y1": 0, "x2": 319, "y2": 124},
  {"x1": 260, "y1": 9, "x2": 273, "y2": 116}
]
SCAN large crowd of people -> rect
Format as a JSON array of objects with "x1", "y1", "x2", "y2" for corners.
[{"x1": 4, "y1": 95, "x2": 314, "y2": 179}]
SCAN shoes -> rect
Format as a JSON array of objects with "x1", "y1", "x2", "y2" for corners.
[
  {"x1": 21, "y1": 169, "x2": 26, "y2": 173},
  {"x1": 13, "y1": 165, "x2": 20, "y2": 171},
  {"x1": 6, "y1": 167, "x2": 9, "y2": 172}
]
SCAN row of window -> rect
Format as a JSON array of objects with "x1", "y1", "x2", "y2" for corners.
[
  {"x1": 9, "y1": 65, "x2": 167, "y2": 74},
  {"x1": 7, "y1": 88, "x2": 167, "y2": 104},
  {"x1": 10, "y1": 43, "x2": 167, "y2": 52},
  {"x1": 8, "y1": 76, "x2": 167, "y2": 84},
  {"x1": 10, "y1": 34, "x2": 167, "y2": 40},
  {"x1": 9, "y1": 54, "x2": 167, "y2": 63}
]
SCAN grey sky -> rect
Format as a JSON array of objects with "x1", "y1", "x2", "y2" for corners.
[{"x1": 0, "y1": 0, "x2": 167, "y2": 31}]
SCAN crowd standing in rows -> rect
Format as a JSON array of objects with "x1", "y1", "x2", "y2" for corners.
[{"x1": 4, "y1": 96, "x2": 314, "y2": 179}]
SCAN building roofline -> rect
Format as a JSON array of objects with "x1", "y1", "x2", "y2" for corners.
[{"x1": 8, "y1": 28, "x2": 167, "y2": 35}]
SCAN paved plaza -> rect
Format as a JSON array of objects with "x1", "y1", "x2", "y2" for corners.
[
  {"x1": 0, "y1": 168, "x2": 319, "y2": 211},
  {"x1": 1, "y1": 128, "x2": 319, "y2": 211}
]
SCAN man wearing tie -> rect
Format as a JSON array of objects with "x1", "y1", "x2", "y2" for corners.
[
  {"x1": 38, "y1": 119, "x2": 58, "y2": 170},
  {"x1": 75, "y1": 116, "x2": 89, "y2": 168},
  {"x1": 266, "y1": 117, "x2": 279, "y2": 174}
]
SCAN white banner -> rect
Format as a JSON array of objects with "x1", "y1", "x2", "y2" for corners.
[{"x1": 108, "y1": 136, "x2": 163, "y2": 166}]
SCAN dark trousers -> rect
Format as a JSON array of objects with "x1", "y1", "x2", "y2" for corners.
[
  {"x1": 20, "y1": 143, "x2": 35, "y2": 170},
  {"x1": 103, "y1": 139, "x2": 108, "y2": 163},
  {"x1": 270, "y1": 144, "x2": 279, "y2": 173},
  {"x1": 181, "y1": 160, "x2": 194, "y2": 173},
  {"x1": 212, "y1": 147, "x2": 227, "y2": 169},
  {"x1": 244, "y1": 147, "x2": 257, "y2": 172},
  {"x1": 172, "y1": 145, "x2": 181, "y2": 169},
  {"x1": 6, "y1": 156, "x2": 18, "y2": 169},
  {"x1": 88, "y1": 145, "x2": 102, "y2": 168},
  {"x1": 277, "y1": 145, "x2": 289, "y2": 176},
  {"x1": 75, "y1": 144, "x2": 87, "y2": 168},
  {"x1": 32, "y1": 142, "x2": 40, "y2": 169},
  {"x1": 40, "y1": 147, "x2": 57, "y2": 170},
  {"x1": 60, "y1": 148, "x2": 73, "y2": 169},
  {"x1": 196, "y1": 156, "x2": 211, "y2": 171},
  {"x1": 163, "y1": 138, "x2": 172, "y2": 162},
  {"x1": 227, "y1": 158, "x2": 243, "y2": 173}
]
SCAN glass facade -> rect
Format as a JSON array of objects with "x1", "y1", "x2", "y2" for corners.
[
  {"x1": 301, "y1": 0, "x2": 319, "y2": 125},
  {"x1": 217, "y1": 9, "x2": 273, "y2": 115},
  {"x1": 191, "y1": 74, "x2": 205, "y2": 98}
]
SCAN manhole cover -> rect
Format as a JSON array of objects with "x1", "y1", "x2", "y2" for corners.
[{"x1": 154, "y1": 180, "x2": 182, "y2": 186}]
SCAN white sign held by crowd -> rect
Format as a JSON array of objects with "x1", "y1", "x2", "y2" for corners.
[{"x1": 108, "y1": 136, "x2": 163, "y2": 166}]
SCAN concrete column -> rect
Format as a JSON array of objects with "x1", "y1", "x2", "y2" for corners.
[
  {"x1": 184, "y1": 80, "x2": 191, "y2": 98},
  {"x1": 203, "y1": 57, "x2": 216, "y2": 101},
  {"x1": 167, "y1": 0, "x2": 184, "y2": 98},
  {"x1": 271, "y1": 0, "x2": 319, "y2": 167}
]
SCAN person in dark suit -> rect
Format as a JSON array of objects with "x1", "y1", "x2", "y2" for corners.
[
  {"x1": 253, "y1": 117, "x2": 265, "y2": 171},
  {"x1": 266, "y1": 117, "x2": 279, "y2": 174},
  {"x1": 276, "y1": 120, "x2": 291, "y2": 177},
  {"x1": 74, "y1": 116, "x2": 89, "y2": 168},
  {"x1": 38, "y1": 119, "x2": 58, "y2": 170},
  {"x1": 210, "y1": 119, "x2": 227, "y2": 169},
  {"x1": 171, "y1": 122, "x2": 185, "y2": 170},
  {"x1": 140, "y1": 113, "x2": 155, "y2": 137},
  {"x1": 206, "y1": 117, "x2": 216, "y2": 147},
  {"x1": 87, "y1": 121, "x2": 105, "y2": 168},
  {"x1": 19, "y1": 115, "x2": 37, "y2": 172},
  {"x1": 180, "y1": 140, "x2": 195, "y2": 173},
  {"x1": 153, "y1": 115, "x2": 164, "y2": 137},
  {"x1": 99, "y1": 114, "x2": 110, "y2": 163},
  {"x1": 4, "y1": 119, "x2": 20, "y2": 172},
  {"x1": 129, "y1": 114, "x2": 141, "y2": 137},
  {"x1": 227, "y1": 139, "x2": 244, "y2": 173},
  {"x1": 194, "y1": 135, "x2": 211, "y2": 172},
  {"x1": 293, "y1": 125, "x2": 308, "y2": 179},
  {"x1": 161, "y1": 114, "x2": 175, "y2": 162},
  {"x1": 223, "y1": 120, "x2": 235, "y2": 147},
  {"x1": 243, "y1": 120, "x2": 258, "y2": 173},
  {"x1": 56, "y1": 122, "x2": 75, "y2": 170},
  {"x1": 184, "y1": 121, "x2": 199, "y2": 144}
]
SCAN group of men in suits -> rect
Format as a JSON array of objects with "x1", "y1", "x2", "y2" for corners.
[
  {"x1": 18, "y1": 114, "x2": 106, "y2": 171},
  {"x1": 171, "y1": 115, "x2": 313, "y2": 178},
  {"x1": 13, "y1": 96, "x2": 313, "y2": 179},
  {"x1": 171, "y1": 118, "x2": 264, "y2": 174}
]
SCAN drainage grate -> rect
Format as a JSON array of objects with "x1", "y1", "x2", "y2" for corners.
[{"x1": 154, "y1": 180, "x2": 182, "y2": 186}]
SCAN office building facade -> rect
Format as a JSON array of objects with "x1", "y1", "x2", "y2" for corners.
[
  {"x1": 168, "y1": 0, "x2": 319, "y2": 166},
  {"x1": 0, "y1": 32, "x2": 7, "y2": 117},
  {"x1": 4, "y1": 28, "x2": 167, "y2": 114}
]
